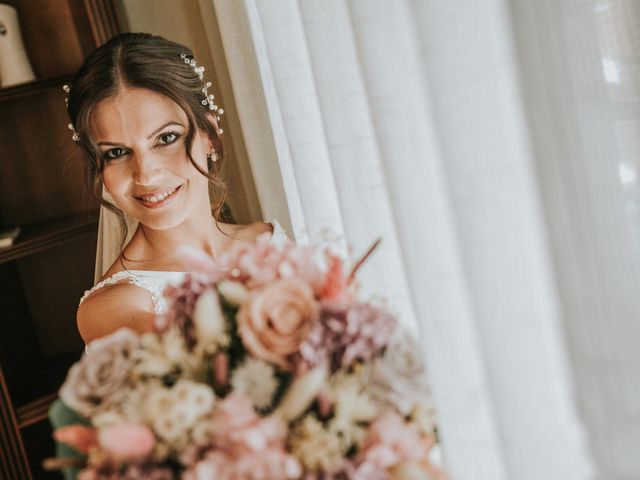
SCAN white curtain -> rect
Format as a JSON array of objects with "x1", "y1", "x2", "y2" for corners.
[{"x1": 212, "y1": 0, "x2": 640, "y2": 478}]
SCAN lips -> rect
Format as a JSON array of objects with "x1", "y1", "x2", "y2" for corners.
[{"x1": 134, "y1": 185, "x2": 182, "y2": 208}]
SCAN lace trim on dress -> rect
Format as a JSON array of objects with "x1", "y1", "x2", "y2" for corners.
[{"x1": 78, "y1": 270, "x2": 171, "y2": 315}]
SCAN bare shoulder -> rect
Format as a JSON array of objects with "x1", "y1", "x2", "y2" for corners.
[
  {"x1": 77, "y1": 282, "x2": 156, "y2": 345},
  {"x1": 224, "y1": 221, "x2": 274, "y2": 243}
]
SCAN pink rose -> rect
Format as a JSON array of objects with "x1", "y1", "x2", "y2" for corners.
[
  {"x1": 355, "y1": 412, "x2": 427, "y2": 473},
  {"x1": 237, "y1": 279, "x2": 318, "y2": 370},
  {"x1": 98, "y1": 423, "x2": 155, "y2": 461}
]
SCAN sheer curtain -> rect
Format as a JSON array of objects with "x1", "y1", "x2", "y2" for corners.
[{"x1": 209, "y1": 0, "x2": 640, "y2": 478}]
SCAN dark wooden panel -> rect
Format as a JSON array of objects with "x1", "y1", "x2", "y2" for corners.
[
  {"x1": 4, "y1": 0, "x2": 86, "y2": 80},
  {"x1": 0, "y1": 367, "x2": 31, "y2": 480},
  {"x1": 0, "y1": 211, "x2": 98, "y2": 265},
  {"x1": 17, "y1": 231, "x2": 95, "y2": 358},
  {"x1": 0, "y1": 262, "x2": 44, "y2": 408},
  {"x1": 0, "y1": 86, "x2": 97, "y2": 226},
  {"x1": 21, "y1": 419, "x2": 63, "y2": 480}
]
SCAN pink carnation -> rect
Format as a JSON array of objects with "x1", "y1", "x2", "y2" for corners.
[
  {"x1": 183, "y1": 393, "x2": 301, "y2": 479},
  {"x1": 213, "y1": 236, "x2": 327, "y2": 295},
  {"x1": 98, "y1": 423, "x2": 156, "y2": 461}
]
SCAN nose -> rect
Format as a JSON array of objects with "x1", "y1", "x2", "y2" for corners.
[{"x1": 132, "y1": 151, "x2": 163, "y2": 186}]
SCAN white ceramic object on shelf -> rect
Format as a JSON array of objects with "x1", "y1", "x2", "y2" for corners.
[{"x1": 0, "y1": 4, "x2": 35, "y2": 87}]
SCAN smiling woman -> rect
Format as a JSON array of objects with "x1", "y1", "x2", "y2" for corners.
[{"x1": 65, "y1": 33, "x2": 282, "y2": 344}]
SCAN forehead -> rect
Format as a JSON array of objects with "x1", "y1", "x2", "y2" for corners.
[{"x1": 89, "y1": 87, "x2": 187, "y2": 140}]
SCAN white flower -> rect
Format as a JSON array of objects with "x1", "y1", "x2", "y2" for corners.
[
  {"x1": 289, "y1": 415, "x2": 343, "y2": 472},
  {"x1": 368, "y1": 331, "x2": 431, "y2": 415},
  {"x1": 230, "y1": 358, "x2": 279, "y2": 410},
  {"x1": 217, "y1": 280, "x2": 249, "y2": 305},
  {"x1": 328, "y1": 371, "x2": 379, "y2": 451}
]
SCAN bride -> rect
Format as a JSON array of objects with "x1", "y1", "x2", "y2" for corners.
[{"x1": 68, "y1": 32, "x2": 286, "y2": 344}]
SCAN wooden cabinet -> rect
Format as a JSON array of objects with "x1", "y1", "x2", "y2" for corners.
[{"x1": 0, "y1": 2, "x2": 123, "y2": 478}]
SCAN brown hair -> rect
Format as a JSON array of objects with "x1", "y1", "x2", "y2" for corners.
[{"x1": 66, "y1": 32, "x2": 227, "y2": 246}]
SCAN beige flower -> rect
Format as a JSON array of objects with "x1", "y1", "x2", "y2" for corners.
[
  {"x1": 133, "y1": 329, "x2": 202, "y2": 380},
  {"x1": 59, "y1": 328, "x2": 139, "y2": 417},
  {"x1": 237, "y1": 279, "x2": 318, "y2": 370},
  {"x1": 143, "y1": 379, "x2": 216, "y2": 448},
  {"x1": 289, "y1": 415, "x2": 343, "y2": 472},
  {"x1": 230, "y1": 358, "x2": 279, "y2": 410}
]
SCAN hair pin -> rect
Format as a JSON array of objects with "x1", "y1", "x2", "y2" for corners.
[{"x1": 180, "y1": 53, "x2": 224, "y2": 134}]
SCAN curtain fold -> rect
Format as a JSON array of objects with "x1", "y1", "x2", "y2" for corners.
[{"x1": 212, "y1": 0, "x2": 640, "y2": 477}]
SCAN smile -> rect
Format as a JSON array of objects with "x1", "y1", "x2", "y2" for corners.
[{"x1": 135, "y1": 185, "x2": 182, "y2": 208}]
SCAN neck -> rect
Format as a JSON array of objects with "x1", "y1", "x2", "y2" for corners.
[{"x1": 126, "y1": 204, "x2": 228, "y2": 268}]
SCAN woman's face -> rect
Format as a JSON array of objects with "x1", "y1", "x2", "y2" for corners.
[{"x1": 90, "y1": 87, "x2": 212, "y2": 230}]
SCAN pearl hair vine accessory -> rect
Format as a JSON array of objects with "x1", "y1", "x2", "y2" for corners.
[
  {"x1": 180, "y1": 52, "x2": 224, "y2": 135},
  {"x1": 62, "y1": 84, "x2": 80, "y2": 142},
  {"x1": 61, "y1": 53, "x2": 225, "y2": 143}
]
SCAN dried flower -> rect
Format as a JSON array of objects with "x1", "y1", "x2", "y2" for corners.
[
  {"x1": 192, "y1": 288, "x2": 228, "y2": 351},
  {"x1": 231, "y1": 358, "x2": 279, "y2": 410},
  {"x1": 217, "y1": 280, "x2": 249, "y2": 305},
  {"x1": 297, "y1": 302, "x2": 396, "y2": 372},
  {"x1": 237, "y1": 279, "x2": 318, "y2": 370},
  {"x1": 160, "y1": 274, "x2": 210, "y2": 349},
  {"x1": 59, "y1": 328, "x2": 139, "y2": 417},
  {"x1": 53, "y1": 425, "x2": 97, "y2": 453},
  {"x1": 275, "y1": 365, "x2": 327, "y2": 422}
]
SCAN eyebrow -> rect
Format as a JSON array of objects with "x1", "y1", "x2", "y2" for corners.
[{"x1": 96, "y1": 121, "x2": 185, "y2": 146}]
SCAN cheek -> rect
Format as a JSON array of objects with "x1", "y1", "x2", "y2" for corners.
[{"x1": 102, "y1": 166, "x2": 131, "y2": 198}]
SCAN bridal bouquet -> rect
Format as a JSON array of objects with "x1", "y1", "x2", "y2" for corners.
[{"x1": 49, "y1": 234, "x2": 445, "y2": 480}]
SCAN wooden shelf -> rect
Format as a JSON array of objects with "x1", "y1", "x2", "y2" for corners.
[
  {"x1": 0, "y1": 211, "x2": 98, "y2": 265},
  {"x1": 0, "y1": 76, "x2": 73, "y2": 103},
  {"x1": 16, "y1": 393, "x2": 58, "y2": 430}
]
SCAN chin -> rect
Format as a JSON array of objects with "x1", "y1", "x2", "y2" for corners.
[{"x1": 138, "y1": 212, "x2": 190, "y2": 231}]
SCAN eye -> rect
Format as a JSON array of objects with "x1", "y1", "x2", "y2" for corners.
[
  {"x1": 102, "y1": 147, "x2": 127, "y2": 161},
  {"x1": 159, "y1": 132, "x2": 180, "y2": 145}
]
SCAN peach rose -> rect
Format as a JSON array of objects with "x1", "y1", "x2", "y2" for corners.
[{"x1": 237, "y1": 279, "x2": 318, "y2": 370}]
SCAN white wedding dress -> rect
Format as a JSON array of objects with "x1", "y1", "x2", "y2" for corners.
[{"x1": 79, "y1": 220, "x2": 288, "y2": 315}]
